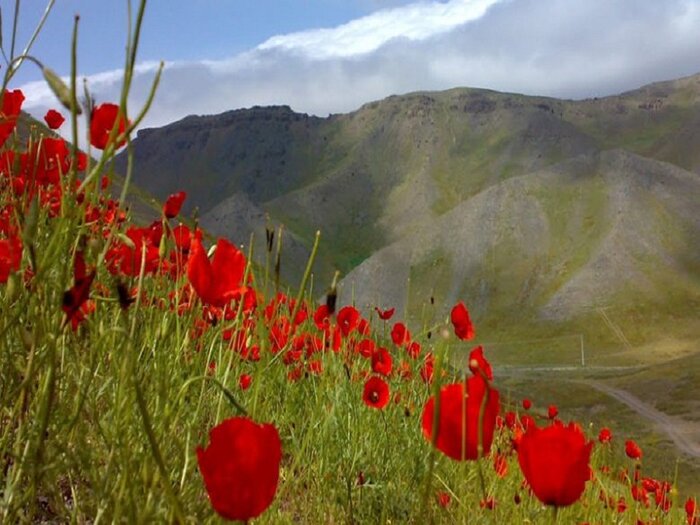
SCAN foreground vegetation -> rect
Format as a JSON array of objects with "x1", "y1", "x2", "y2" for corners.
[{"x1": 0, "y1": 1, "x2": 698, "y2": 523}]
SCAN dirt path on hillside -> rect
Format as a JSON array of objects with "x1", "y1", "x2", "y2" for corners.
[{"x1": 587, "y1": 381, "x2": 700, "y2": 459}]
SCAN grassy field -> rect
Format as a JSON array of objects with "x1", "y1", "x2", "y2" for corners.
[
  {"x1": 1, "y1": 120, "x2": 697, "y2": 522},
  {"x1": 1, "y1": 3, "x2": 698, "y2": 522}
]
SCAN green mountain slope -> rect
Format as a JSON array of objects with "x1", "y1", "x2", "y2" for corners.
[
  {"x1": 115, "y1": 74, "x2": 700, "y2": 337},
  {"x1": 341, "y1": 149, "x2": 699, "y2": 340}
]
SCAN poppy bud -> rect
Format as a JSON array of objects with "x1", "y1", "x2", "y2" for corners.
[
  {"x1": 265, "y1": 227, "x2": 275, "y2": 253},
  {"x1": 163, "y1": 191, "x2": 186, "y2": 219},
  {"x1": 325, "y1": 289, "x2": 337, "y2": 315},
  {"x1": 625, "y1": 439, "x2": 642, "y2": 460},
  {"x1": 42, "y1": 67, "x2": 82, "y2": 114}
]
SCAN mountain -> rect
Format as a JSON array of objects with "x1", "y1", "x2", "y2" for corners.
[
  {"x1": 342, "y1": 149, "x2": 699, "y2": 337},
  {"x1": 115, "y1": 73, "x2": 700, "y2": 344}
]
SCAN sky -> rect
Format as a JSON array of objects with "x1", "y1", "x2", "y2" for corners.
[{"x1": 8, "y1": 0, "x2": 700, "y2": 134}]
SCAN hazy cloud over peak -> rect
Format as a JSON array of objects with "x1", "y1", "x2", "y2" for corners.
[{"x1": 19, "y1": 0, "x2": 700, "y2": 136}]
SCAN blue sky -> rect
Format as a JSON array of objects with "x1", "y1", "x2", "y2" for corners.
[
  {"x1": 12, "y1": 1, "x2": 392, "y2": 85},
  {"x1": 9, "y1": 0, "x2": 700, "y2": 134}
]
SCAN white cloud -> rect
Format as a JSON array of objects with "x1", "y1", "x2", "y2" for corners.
[
  {"x1": 19, "y1": 60, "x2": 165, "y2": 110},
  {"x1": 257, "y1": 0, "x2": 500, "y2": 59},
  {"x1": 18, "y1": 0, "x2": 700, "y2": 137}
]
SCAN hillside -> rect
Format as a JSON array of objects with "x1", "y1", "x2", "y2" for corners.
[
  {"x1": 341, "y1": 149, "x2": 699, "y2": 340},
  {"x1": 115, "y1": 73, "x2": 700, "y2": 336}
]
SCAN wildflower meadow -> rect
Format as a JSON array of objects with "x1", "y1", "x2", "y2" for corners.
[{"x1": 0, "y1": 2, "x2": 697, "y2": 523}]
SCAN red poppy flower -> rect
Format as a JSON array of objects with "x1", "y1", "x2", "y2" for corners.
[
  {"x1": 30, "y1": 136, "x2": 74, "y2": 186},
  {"x1": 375, "y1": 306, "x2": 395, "y2": 320},
  {"x1": 105, "y1": 226, "x2": 160, "y2": 277},
  {"x1": 362, "y1": 376, "x2": 390, "y2": 409},
  {"x1": 163, "y1": 191, "x2": 186, "y2": 218},
  {"x1": 421, "y1": 377, "x2": 500, "y2": 461},
  {"x1": 269, "y1": 316, "x2": 291, "y2": 354},
  {"x1": 0, "y1": 235, "x2": 22, "y2": 283},
  {"x1": 450, "y1": 301, "x2": 474, "y2": 341},
  {"x1": 337, "y1": 305, "x2": 360, "y2": 337},
  {"x1": 625, "y1": 439, "x2": 642, "y2": 460},
  {"x1": 187, "y1": 236, "x2": 246, "y2": 307},
  {"x1": 420, "y1": 353, "x2": 435, "y2": 384},
  {"x1": 406, "y1": 340, "x2": 421, "y2": 359},
  {"x1": 90, "y1": 103, "x2": 129, "y2": 150},
  {"x1": 686, "y1": 497, "x2": 697, "y2": 525},
  {"x1": 357, "y1": 338, "x2": 375, "y2": 358},
  {"x1": 520, "y1": 414, "x2": 535, "y2": 430},
  {"x1": 547, "y1": 405, "x2": 558, "y2": 420},
  {"x1": 468, "y1": 345, "x2": 492, "y2": 380},
  {"x1": 357, "y1": 317, "x2": 370, "y2": 336},
  {"x1": 631, "y1": 484, "x2": 649, "y2": 506},
  {"x1": 480, "y1": 497, "x2": 496, "y2": 510},
  {"x1": 312, "y1": 304, "x2": 330, "y2": 330},
  {"x1": 0, "y1": 89, "x2": 24, "y2": 147},
  {"x1": 172, "y1": 224, "x2": 192, "y2": 251},
  {"x1": 598, "y1": 428, "x2": 612, "y2": 444},
  {"x1": 44, "y1": 109, "x2": 65, "y2": 130},
  {"x1": 642, "y1": 476, "x2": 659, "y2": 493},
  {"x1": 264, "y1": 292, "x2": 285, "y2": 322},
  {"x1": 239, "y1": 374, "x2": 252, "y2": 390},
  {"x1": 437, "y1": 491, "x2": 451, "y2": 508},
  {"x1": 324, "y1": 324, "x2": 342, "y2": 352},
  {"x1": 197, "y1": 416, "x2": 281, "y2": 521},
  {"x1": 391, "y1": 322, "x2": 410, "y2": 346},
  {"x1": 522, "y1": 398, "x2": 532, "y2": 411},
  {"x1": 292, "y1": 301, "x2": 309, "y2": 327},
  {"x1": 371, "y1": 347, "x2": 393, "y2": 377},
  {"x1": 517, "y1": 421, "x2": 593, "y2": 507},
  {"x1": 616, "y1": 496, "x2": 627, "y2": 513},
  {"x1": 307, "y1": 359, "x2": 323, "y2": 375},
  {"x1": 287, "y1": 365, "x2": 303, "y2": 383}
]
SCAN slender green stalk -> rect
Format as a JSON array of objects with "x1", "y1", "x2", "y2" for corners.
[
  {"x1": 1, "y1": 0, "x2": 55, "y2": 85},
  {"x1": 17, "y1": 1, "x2": 56, "y2": 70},
  {"x1": 420, "y1": 346, "x2": 444, "y2": 521},
  {"x1": 274, "y1": 224, "x2": 284, "y2": 294},
  {"x1": 9, "y1": 0, "x2": 19, "y2": 63},
  {"x1": 133, "y1": 376, "x2": 186, "y2": 522},
  {"x1": 67, "y1": 15, "x2": 80, "y2": 191},
  {"x1": 176, "y1": 376, "x2": 248, "y2": 417},
  {"x1": 290, "y1": 230, "x2": 321, "y2": 323}
]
